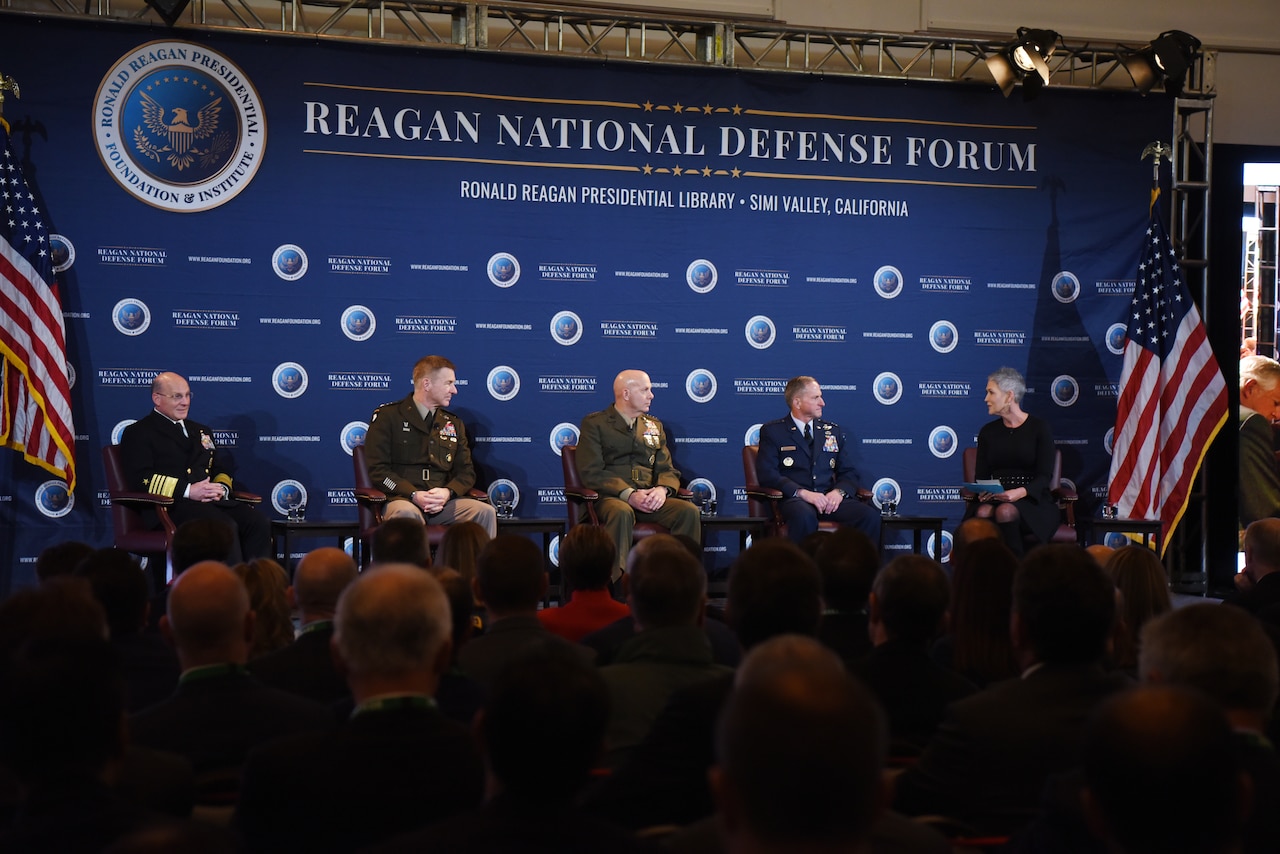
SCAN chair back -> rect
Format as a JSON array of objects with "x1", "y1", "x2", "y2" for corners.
[
  {"x1": 741, "y1": 445, "x2": 774, "y2": 521},
  {"x1": 101, "y1": 444, "x2": 174, "y2": 586},
  {"x1": 560, "y1": 444, "x2": 596, "y2": 528},
  {"x1": 352, "y1": 444, "x2": 381, "y2": 535}
]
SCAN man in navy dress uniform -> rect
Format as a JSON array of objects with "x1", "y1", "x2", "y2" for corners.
[
  {"x1": 755, "y1": 376, "x2": 880, "y2": 544},
  {"x1": 119, "y1": 371, "x2": 270, "y2": 564}
]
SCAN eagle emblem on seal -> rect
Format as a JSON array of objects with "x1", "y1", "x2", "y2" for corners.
[{"x1": 134, "y1": 92, "x2": 230, "y2": 171}]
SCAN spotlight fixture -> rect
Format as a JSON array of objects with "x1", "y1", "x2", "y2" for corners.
[
  {"x1": 1124, "y1": 30, "x2": 1202, "y2": 96},
  {"x1": 986, "y1": 28, "x2": 1061, "y2": 100},
  {"x1": 144, "y1": 0, "x2": 191, "y2": 26}
]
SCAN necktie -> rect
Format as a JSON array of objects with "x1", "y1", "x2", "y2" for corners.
[
  {"x1": 804, "y1": 422, "x2": 812, "y2": 447},
  {"x1": 176, "y1": 419, "x2": 188, "y2": 438}
]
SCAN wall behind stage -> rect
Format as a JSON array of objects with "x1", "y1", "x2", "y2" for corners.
[{"x1": 0, "y1": 15, "x2": 1172, "y2": 589}]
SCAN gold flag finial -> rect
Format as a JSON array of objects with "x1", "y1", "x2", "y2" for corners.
[{"x1": 0, "y1": 73, "x2": 20, "y2": 133}]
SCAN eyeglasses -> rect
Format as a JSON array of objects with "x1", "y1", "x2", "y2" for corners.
[{"x1": 158, "y1": 391, "x2": 192, "y2": 401}]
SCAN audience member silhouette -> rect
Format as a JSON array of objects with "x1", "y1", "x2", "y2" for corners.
[
  {"x1": 34, "y1": 539, "x2": 94, "y2": 582},
  {"x1": 1102, "y1": 545, "x2": 1171, "y2": 674},
  {"x1": 599, "y1": 534, "x2": 731, "y2": 767},
  {"x1": 892, "y1": 544, "x2": 1130, "y2": 834},
  {"x1": 370, "y1": 516, "x2": 432, "y2": 568},
  {"x1": 538, "y1": 523, "x2": 630, "y2": 642},
  {"x1": 75, "y1": 548, "x2": 180, "y2": 712},
  {"x1": 234, "y1": 564, "x2": 484, "y2": 852},
  {"x1": 813, "y1": 527, "x2": 879, "y2": 665},
  {"x1": 233, "y1": 558, "x2": 293, "y2": 659},
  {"x1": 855, "y1": 555, "x2": 975, "y2": 752},
  {"x1": 931, "y1": 537, "x2": 1019, "y2": 687},
  {"x1": 247, "y1": 547, "x2": 357, "y2": 703}
]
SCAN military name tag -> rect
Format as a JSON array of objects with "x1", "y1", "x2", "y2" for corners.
[{"x1": 780, "y1": 445, "x2": 797, "y2": 452}]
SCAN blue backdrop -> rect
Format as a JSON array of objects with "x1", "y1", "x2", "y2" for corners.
[{"x1": 0, "y1": 16, "x2": 1172, "y2": 589}]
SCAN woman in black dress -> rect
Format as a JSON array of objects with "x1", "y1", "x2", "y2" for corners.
[{"x1": 969, "y1": 366, "x2": 1058, "y2": 555}]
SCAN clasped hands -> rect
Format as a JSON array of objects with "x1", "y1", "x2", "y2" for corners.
[
  {"x1": 976, "y1": 486, "x2": 1028, "y2": 503},
  {"x1": 797, "y1": 488, "x2": 845, "y2": 515},
  {"x1": 412, "y1": 487, "x2": 452, "y2": 515},
  {"x1": 626, "y1": 487, "x2": 668, "y2": 513},
  {"x1": 190, "y1": 478, "x2": 227, "y2": 502}
]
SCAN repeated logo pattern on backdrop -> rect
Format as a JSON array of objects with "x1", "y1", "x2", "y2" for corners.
[{"x1": 0, "y1": 18, "x2": 1173, "y2": 585}]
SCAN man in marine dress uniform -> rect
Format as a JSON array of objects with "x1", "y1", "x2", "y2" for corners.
[
  {"x1": 755, "y1": 375, "x2": 880, "y2": 545},
  {"x1": 575, "y1": 369, "x2": 700, "y2": 579},
  {"x1": 363, "y1": 355, "x2": 496, "y2": 537},
  {"x1": 119, "y1": 371, "x2": 270, "y2": 564}
]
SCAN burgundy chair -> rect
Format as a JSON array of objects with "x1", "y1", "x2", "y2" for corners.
[
  {"x1": 741, "y1": 444, "x2": 871, "y2": 540},
  {"x1": 959, "y1": 446, "x2": 1078, "y2": 545},
  {"x1": 559, "y1": 443, "x2": 692, "y2": 542},
  {"x1": 351, "y1": 443, "x2": 488, "y2": 568},
  {"x1": 102, "y1": 443, "x2": 177, "y2": 589}
]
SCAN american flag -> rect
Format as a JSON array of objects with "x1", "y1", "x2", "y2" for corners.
[
  {"x1": 0, "y1": 121, "x2": 75, "y2": 490},
  {"x1": 1107, "y1": 189, "x2": 1226, "y2": 552}
]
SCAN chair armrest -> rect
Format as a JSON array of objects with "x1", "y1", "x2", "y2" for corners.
[
  {"x1": 1054, "y1": 486, "x2": 1078, "y2": 503},
  {"x1": 854, "y1": 487, "x2": 872, "y2": 503},
  {"x1": 676, "y1": 488, "x2": 694, "y2": 501},
  {"x1": 110, "y1": 490, "x2": 176, "y2": 508},
  {"x1": 744, "y1": 486, "x2": 785, "y2": 501},
  {"x1": 467, "y1": 488, "x2": 489, "y2": 503},
  {"x1": 565, "y1": 485, "x2": 599, "y2": 503},
  {"x1": 231, "y1": 491, "x2": 262, "y2": 504},
  {"x1": 354, "y1": 487, "x2": 388, "y2": 506}
]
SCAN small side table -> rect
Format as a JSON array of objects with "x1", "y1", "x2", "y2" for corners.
[
  {"x1": 1084, "y1": 517, "x2": 1163, "y2": 555},
  {"x1": 271, "y1": 519, "x2": 360, "y2": 575},
  {"x1": 879, "y1": 515, "x2": 946, "y2": 561},
  {"x1": 698, "y1": 515, "x2": 769, "y2": 551},
  {"x1": 496, "y1": 517, "x2": 566, "y2": 605}
]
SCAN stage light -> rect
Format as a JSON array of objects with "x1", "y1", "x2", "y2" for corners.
[
  {"x1": 1124, "y1": 30, "x2": 1202, "y2": 96},
  {"x1": 145, "y1": 0, "x2": 191, "y2": 26},
  {"x1": 986, "y1": 28, "x2": 1060, "y2": 100}
]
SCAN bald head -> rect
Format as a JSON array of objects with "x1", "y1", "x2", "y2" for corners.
[
  {"x1": 164, "y1": 561, "x2": 251, "y2": 666},
  {"x1": 335, "y1": 563, "x2": 452, "y2": 684},
  {"x1": 293, "y1": 548, "x2": 357, "y2": 619},
  {"x1": 1244, "y1": 518, "x2": 1280, "y2": 580},
  {"x1": 612, "y1": 369, "x2": 653, "y2": 419}
]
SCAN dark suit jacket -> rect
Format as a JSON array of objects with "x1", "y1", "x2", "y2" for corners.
[
  {"x1": 128, "y1": 669, "x2": 336, "y2": 776},
  {"x1": 112, "y1": 631, "x2": 180, "y2": 713},
  {"x1": 1240, "y1": 408, "x2": 1280, "y2": 527},
  {"x1": 1224, "y1": 570, "x2": 1280, "y2": 615},
  {"x1": 891, "y1": 662, "x2": 1132, "y2": 834},
  {"x1": 580, "y1": 614, "x2": 742, "y2": 668},
  {"x1": 457, "y1": 615, "x2": 594, "y2": 692},
  {"x1": 246, "y1": 622, "x2": 350, "y2": 704},
  {"x1": 756, "y1": 415, "x2": 864, "y2": 497},
  {"x1": 371, "y1": 792, "x2": 648, "y2": 853},
  {"x1": 853, "y1": 639, "x2": 977, "y2": 751},
  {"x1": 235, "y1": 705, "x2": 484, "y2": 853},
  {"x1": 575, "y1": 405, "x2": 682, "y2": 497}
]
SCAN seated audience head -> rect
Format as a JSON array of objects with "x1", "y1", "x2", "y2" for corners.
[
  {"x1": 726, "y1": 539, "x2": 823, "y2": 650},
  {"x1": 430, "y1": 567, "x2": 476, "y2": 656},
  {"x1": 734, "y1": 633, "x2": 846, "y2": 688},
  {"x1": 0, "y1": 577, "x2": 108, "y2": 660},
  {"x1": 234, "y1": 558, "x2": 294, "y2": 658},
  {"x1": 333, "y1": 563, "x2": 452, "y2": 693},
  {"x1": 1012, "y1": 544, "x2": 1116, "y2": 669},
  {"x1": 371, "y1": 516, "x2": 431, "y2": 569},
  {"x1": 625, "y1": 534, "x2": 706, "y2": 630},
  {"x1": 557, "y1": 524, "x2": 617, "y2": 593},
  {"x1": 0, "y1": 636, "x2": 123, "y2": 786},
  {"x1": 712, "y1": 643, "x2": 886, "y2": 851},
  {"x1": 950, "y1": 517, "x2": 1000, "y2": 570},
  {"x1": 161, "y1": 561, "x2": 252, "y2": 669},
  {"x1": 172, "y1": 518, "x2": 236, "y2": 574},
  {"x1": 482, "y1": 644, "x2": 611, "y2": 802},
  {"x1": 948, "y1": 537, "x2": 1019, "y2": 683},
  {"x1": 1242, "y1": 517, "x2": 1280, "y2": 583},
  {"x1": 1140, "y1": 603, "x2": 1280, "y2": 729},
  {"x1": 74, "y1": 548, "x2": 150, "y2": 639},
  {"x1": 291, "y1": 547, "x2": 358, "y2": 621},
  {"x1": 869, "y1": 555, "x2": 950, "y2": 646},
  {"x1": 474, "y1": 534, "x2": 546, "y2": 618},
  {"x1": 35, "y1": 540, "x2": 94, "y2": 582},
  {"x1": 1082, "y1": 685, "x2": 1245, "y2": 854},
  {"x1": 1103, "y1": 545, "x2": 1172, "y2": 670},
  {"x1": 814, "y1": 528, "x2": 879, "y2": 613},
  {"x1": 437, "y1": 520, "x2": 490, "y2": 583}
]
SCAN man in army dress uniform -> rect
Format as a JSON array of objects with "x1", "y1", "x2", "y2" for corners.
[
  {"x1": 119, "y1": 372, "x2": 270, "y2": 564},
  {"x1": 363, "y1": 355, "x2": 496, "y2": 537},
  {"x1": 575, "y1": 369, "x2": 700, "y2": 578},
  {"x1": 756, "y1": 375, "x2": 880, "y2": 545}
]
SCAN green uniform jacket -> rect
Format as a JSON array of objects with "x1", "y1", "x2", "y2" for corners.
[
  {"x1": 364, "y1": 395, "x2": 477, "y2": 500},
  {"x1": 576, "y1": 405, "x2": 681, "y2": 498}
]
